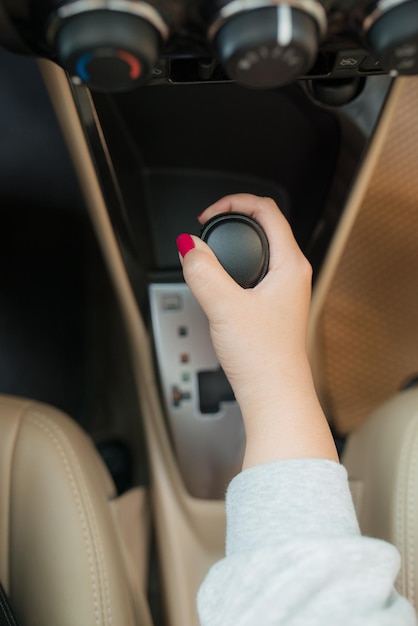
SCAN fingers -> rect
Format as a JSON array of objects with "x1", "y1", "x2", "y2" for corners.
[
  {"x1": 198, "y1": 194, "x2": 300, "y2": 272},
  {"x1": 176, "y1": 233, "x2": 242, "y2": 321},
  {"x1": 199, "y1": 193, "x2": 279, "y2": 223},
  {"x1": 177, "y1": 193, "x2": 310, "y2": 311}
]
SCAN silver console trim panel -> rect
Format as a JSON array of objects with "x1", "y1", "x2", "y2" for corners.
[{"x1": 149, "y1": 283, "x2": 245, "y2": 499}]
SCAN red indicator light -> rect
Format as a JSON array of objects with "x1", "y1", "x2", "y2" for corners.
[{"x1": 116, "y1": 50, "x2": 142, "y2": 79}]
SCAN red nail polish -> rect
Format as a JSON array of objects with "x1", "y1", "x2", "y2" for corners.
[{"x1": 176, "y1": 233, "x2": 195, "y2": 258}]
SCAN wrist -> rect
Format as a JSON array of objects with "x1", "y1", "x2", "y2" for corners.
[
  {"x1": 234, "y1": 359, "x2": 339, "y2": 468},
  {"x1": 233, "y1": 354, "x2": 313, "y2": 418}
]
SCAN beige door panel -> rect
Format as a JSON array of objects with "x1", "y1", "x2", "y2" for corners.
[{"x1": 309, "y1": 78, "x2": 418, "y2": 434}]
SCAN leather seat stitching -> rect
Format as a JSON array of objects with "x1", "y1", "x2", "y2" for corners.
[
  {"x1": 395, "y1": 414, "x2": 418, "y2": 605},
  {"x1": 25, "y1": 411, "x2": 112, "y2": 626},
  {"x1": 405, "y1": 418, "x2": 418, "y2": 606},
  {"x1": 4, "y1": 398, "x2": 32, "y2": 592}
]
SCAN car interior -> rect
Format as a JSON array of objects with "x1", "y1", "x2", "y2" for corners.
[{"x1": 0, "y1": 0, "x2": 418, "y2": 624}]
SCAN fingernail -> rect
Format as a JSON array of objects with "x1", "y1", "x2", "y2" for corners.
[{"x1": 176, "y1": 233, "x2": 195, "y2": 258}]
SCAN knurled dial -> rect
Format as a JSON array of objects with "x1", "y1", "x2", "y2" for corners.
[{"x1": 213, "y1": 4, "x2": 323, "y2": 88}]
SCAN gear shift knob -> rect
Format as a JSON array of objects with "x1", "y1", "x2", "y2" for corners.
[{"x1": 200, "y1": 213, "x2": 270, "y2": 288}]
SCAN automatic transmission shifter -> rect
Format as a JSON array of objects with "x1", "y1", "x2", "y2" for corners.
[{"x1": 200, "y1": 213, "x2": 270, "y2": 288}]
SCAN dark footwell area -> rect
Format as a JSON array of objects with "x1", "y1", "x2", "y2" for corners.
[
  {"x1": 0, "y1": 202, "x2": 88, "y2": 421},
  {"x1": 0, "y1": 49, "x2": 89, "y2": 422},
  {"x1": 0, "y1": 49, "x2": 148, "y2": 490}
]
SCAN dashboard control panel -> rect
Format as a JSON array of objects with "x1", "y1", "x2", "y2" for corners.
[{"x1": 0, "y1": 0, "x2": 418, "y2": 90}]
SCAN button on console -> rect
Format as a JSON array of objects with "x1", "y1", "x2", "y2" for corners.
[{"x1": 334, "y1": 51, "x2": 365, "y2": 71}]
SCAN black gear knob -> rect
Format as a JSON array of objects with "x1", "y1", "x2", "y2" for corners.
[{"x1": 200, "y1": 213, "x2": 270, "y2": 288}]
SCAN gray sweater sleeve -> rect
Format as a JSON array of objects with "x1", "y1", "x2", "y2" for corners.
[{"x1": 197, "y1": 459, "x2": 417, "y2": 625}]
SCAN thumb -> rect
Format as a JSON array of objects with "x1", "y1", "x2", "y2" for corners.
[{"x1": 176, "y1": 233, "x2": 242, "y2": 321}]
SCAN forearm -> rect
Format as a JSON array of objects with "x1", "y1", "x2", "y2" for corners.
[
  {"x1": 178, "y1": 196, "x2": 336, "y2": 468},
  {"x1": 234, "y1": 356, "x2": 339, "y2": 468}
]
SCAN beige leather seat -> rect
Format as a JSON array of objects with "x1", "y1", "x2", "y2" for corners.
[
  {"x1": 343, "y1": 387, "x2": 418, "y2": 610},
  {"x1": 0, "y1": 395, "x2": 153, "y2": 626}
]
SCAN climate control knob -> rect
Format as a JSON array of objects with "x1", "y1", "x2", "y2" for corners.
[
  {"x1": 210, "y1": 3, "x2": 326, "y2": 88},
  {"x1": 364, "y1": 0, "x2": 418, "y2": 75},
  {"x1": 49, "y1": 1, "x2": 169, "y2": 91}
]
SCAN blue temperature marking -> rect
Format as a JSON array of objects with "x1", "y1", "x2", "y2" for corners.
[{"x1": 75, "y1": 52, "x2": 94, "y2": 82}]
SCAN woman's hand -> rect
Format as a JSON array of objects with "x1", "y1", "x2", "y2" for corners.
[{"x1": 177, "y1": 194, "x2": 338, "y2": 467}]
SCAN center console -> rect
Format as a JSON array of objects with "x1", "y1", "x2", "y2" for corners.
[
  {"x1": 0, "y1": 0, "x2": 412, "y2": 556},
  {"x1": 0, "y1": 0, "x2": 397, "y2": 498},
  {"x1": 67, "y1": 71, "x2": 389, "y2": 499}
]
